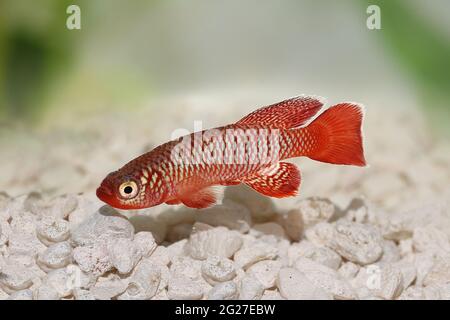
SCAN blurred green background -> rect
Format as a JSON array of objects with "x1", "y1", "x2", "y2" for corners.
[{"x1": 0, "y1": 0, "x2": 449, "y2": 134}]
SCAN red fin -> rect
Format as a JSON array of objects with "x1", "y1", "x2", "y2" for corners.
[
  {"x1": 165, "y1": 198, "x2": 181, "y2": 205},
  {"x1": 243, "y1": 162, "x2": 301, "y2": 198},
  {"x1": 179, "y1": 187, "x2": 218, "y2": 209},
  {"x1": 220, "y1": 180, "x2": 241, "y2": 186},
  {"x1": 304, "y1": 103, "x2": 366, "y2": 166},
  {"x1": 236, "y1": 96, "x2": 324, "y2": 129}
]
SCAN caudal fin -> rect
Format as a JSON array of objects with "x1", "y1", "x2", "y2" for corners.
[{"x1": 305, "y1": 103, "x2": 366, "y2": 166}]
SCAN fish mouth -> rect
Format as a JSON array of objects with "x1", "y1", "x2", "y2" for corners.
[{"x1": 96, "y1": 184, "x2": 114, "y2": 203}]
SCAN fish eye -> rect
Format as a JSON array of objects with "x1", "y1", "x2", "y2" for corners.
[{"x1": 118, "y1": 181, "x2": 139, "y2": 199}]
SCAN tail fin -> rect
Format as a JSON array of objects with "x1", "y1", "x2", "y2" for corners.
[{"x1": 304, "y1": 103, "x2": 366, "y2": 166}]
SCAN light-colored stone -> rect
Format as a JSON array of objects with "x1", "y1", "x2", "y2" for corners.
[
  {"x1": 37, "y1": 241, "x2": 73, "y2": 271},
  {"x1": 148, "y1": 245, "x2": 170, "y2": 266},
  {"x1": 393, "y1": 258, "x2": 416, "y2": 289},
  {"x1": 0, "y1": 261, "x2": 33, "y2": 293},
  {"x1": 352, "y1": 264, "x2": 404, "y2": 300},
  {"x1": 247, "y1": 260, "x2": 281, "y2": 289},
  {"x1": 201, "y1": 256, "x2": 236, "y2": 285},
  {"x1": 8, "y1": 232, "x2": 46, "y2": 257},
  {"x1": 301, "y1": 246, "x2": 342, "y2": 270},
  {"x1": 187, "y1": 227, "x2": 242, "y2": 260},
  {"x1": 378, "y1": 240, "x2": 401, "y2": 265},
  {"x1": 413, "y1": 226, "x2": 450, "y2": 255},
  {"x1": 71, "y1": 210, "x2": 134, "y2": 247},
  {"x1": 72, "y1": 242, "x2": 113, "y2": 276},
  {"x1": 90, "y1": 276, "x2": 128, "y2": 300},
  {"x1": 73, "y1": 288, "x2": 96, "y2": 300},
  {"x1": 304, "y1": 222, "x2": 334, "y2": 246},
  {"x1": 133, "y1": 232, "x2": 157, "y2": 257},
  {"x1": 167, "y1": 275, "x2": 204, "y2": 300},
  {"x1": 326, "y1": 221, "x2": 383, "y2": 265},
  {"x1": 294, "y1": 257, "x2": 356, "y2": 300},
  {"x1": 7, "y1": 289, "x2": 33, "y2": 300},
  {"x1": 207, "y1": 281, "x2": 238, "y2": 300},
  {"x1": 234, "y1": 243, "x2": 277, "y2": 270},
  {"x1": 43, "y1": 268, "x2": 73, "y2": 297},
  {"x1": 296, "y1": 197, "x2": 335, "y2": 229},
  {"x1": 34, "y1": 283, "x2": 61, "y2": 300},
  {"x1": 277, "y1": 268, "x2": 332, "y2": 300},
  {"x1": 195, "y1": 201, "x2": 252, "y2": 233},
  {"x1": 124, "y1": 259, "x2": 162, "y2": 300},
  {"x1": 338, "y1": 262, "x2": 360, "y2": 280},
  {"x1": 107, "y1": 238, "x2": 142, "y2": 274},
  {"x1": 238, "y1": 276, "x2": 264, "y2": 300},
  {"x1": 167, "y1": 239, "x2": 188, "y2": 264},
  {"x1": 36, "y1": 216, "x2": 70, "y2": 245},
  {"x1": 423, "y1": 257, "x2": 450, "y2": 287},
  {"x1": 261, "y1": 289, "x2": 284, "y2": 300}
]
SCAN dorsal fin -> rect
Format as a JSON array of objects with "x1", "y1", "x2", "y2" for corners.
[{"x1": 236, "y1": 95, "x2": 325, "y2": 129}]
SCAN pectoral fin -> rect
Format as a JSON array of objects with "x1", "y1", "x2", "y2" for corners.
[{"x1": 178, "y1": 187, "x2": 218, "y2": 209}]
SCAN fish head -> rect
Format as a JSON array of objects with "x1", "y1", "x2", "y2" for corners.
[{"x1": 96, "y1": 168, "x2": 154, "y2": 209}]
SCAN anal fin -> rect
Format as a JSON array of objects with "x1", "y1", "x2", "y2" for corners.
[
  {"x1": 220, "y1": 180, "x2": 241, "y2": 186},
  {"x1": 179, "y1": 187, "x2": 218, "y2": 209},
  {"x1": 243, "y1": 162, "x2": 301, "y2": 198},
  {"x1": 165, "y1": 198, "x2": 182, "y2": 205}
]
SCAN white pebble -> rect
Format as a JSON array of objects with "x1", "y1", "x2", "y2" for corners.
[
  {"x1": 7, "y1": 289, "x2": 33, "y2": 300},
  {"x1": 72, "y1": 242, "x2": 113, "y2": 276},
  {"x1": 207, "y1": 281, "x2": 238, "y2": 300},
  {"x1": 167, "y1": 275, "x2": 204, "y2": 300},
  {"x1": 120, "y1": 259, "x2": 162, "y2": 300},
  {"x1": 37, "y1": 241, "x2": 73, "y2": 271},
  {"x1": 0, "y1": 261, "x2": 33, "y2": 293},
  {"x1": 277, "y1": 268, "x2": 332, "y2": 300},
  {"x1": 326, "y1": 221, "x2": 383, "y2": 265},
  {"x1": 234, "y1": 243, "x2": 277, "y2": 270},
  {"x1": 187, "y1": 227, "x2": 242, "y2": 260},
  {"x1": 338, "y1": 262, "x2": 360, "y2": 280},
  {"x1": 296, "y1": 197, "x2": 335, "y2": 229},
  {"x1": 247, "y1": 260, "x2": 281, "y2": 289},
  {"x1": 90, "y1": 276, "x2": 128, "y2": 300},
  {"x1": 34, "y1": 283, "x2": 61, "y2": 300},
  {"x1": 294, "y1": 257, "x2": 356, "y2": 300},
  {"x1": 261, "y1": 289, "x2": 284, "y2": 300},
  {"x1": 201, "y1": 256, "x2": 236, "y2": 285},
  {"x1": 107, "y1": 238, "x2": 142, "y2": 274},
  {"x1": 36, "y1": 216, "x2": 70, "y2": 245},
  {"x1": 71, "y1": 210, "x2": 134, "y2": 247},
  {"x1": 133, "y1": 232, "x2": 157, "y2": 257},
  {"x1": 301, "y1": 246, "x2": 342, "y2": 270},
  {"x1": 195, "y1": 201, "x2": 252, "y2": 233},
  {"x1": 238, "y1": 276, "x2": 264, "y2": 300}
]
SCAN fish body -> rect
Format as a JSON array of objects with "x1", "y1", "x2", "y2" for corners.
[{"x1": 97, "y1": 96, "x2": 366, "y2": 209}]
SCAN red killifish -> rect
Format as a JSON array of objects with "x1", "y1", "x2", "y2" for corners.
[{"x1": 97, "y1": 96, "x2": 366, "y2": 209}]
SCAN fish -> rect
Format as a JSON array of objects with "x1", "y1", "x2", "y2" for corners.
[{"x1": 96, "y1": 96, "x2": 366, "y2": 210}]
